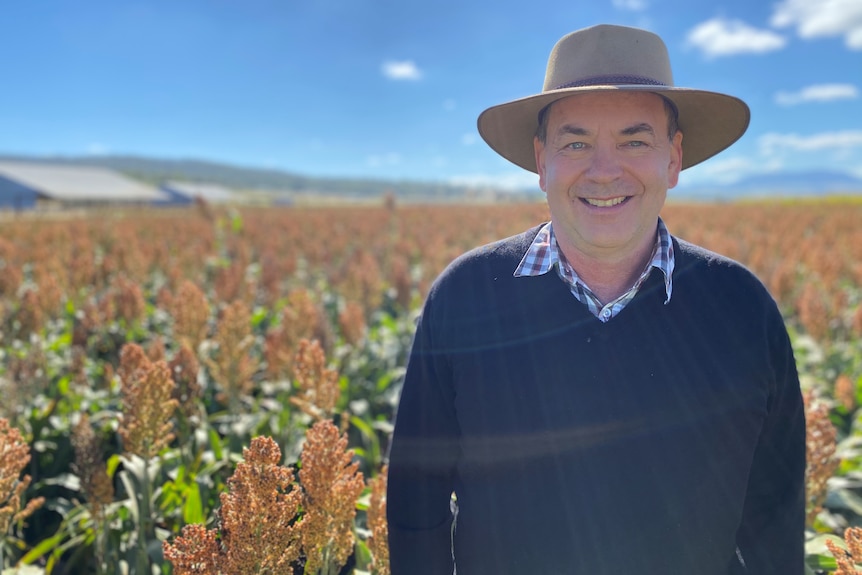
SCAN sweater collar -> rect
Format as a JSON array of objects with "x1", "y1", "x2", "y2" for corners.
[{"x1": 514, "y1": 218, "x2": 675, "y2": 310}]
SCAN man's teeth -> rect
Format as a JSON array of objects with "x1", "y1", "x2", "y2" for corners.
[{"x1": 584, "y1": 197, "x2": 626, "y2": 207}]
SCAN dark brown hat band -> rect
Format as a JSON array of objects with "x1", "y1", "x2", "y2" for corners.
[{"x1": 554, "y1": 74, "x2": 667, "y2": 89}]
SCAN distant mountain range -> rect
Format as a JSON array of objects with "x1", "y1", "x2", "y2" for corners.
[
  {"x1": 1, "y1": 153, "x2": 860, "y2": 201},
  {"x1": 679, "y1": 170, "x2": 862, "y2": 200}
]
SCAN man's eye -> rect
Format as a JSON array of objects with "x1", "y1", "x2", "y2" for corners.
[
  {"x1": 625, "y1": 141, "x2": 646, "y2": 147},
  {"x1": 566, "y1": 142, "x2": 586, "y2": 150}
]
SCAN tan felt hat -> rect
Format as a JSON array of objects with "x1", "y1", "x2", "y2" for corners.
[{"x1": 477, "y1": 24, "x2": 750, "y2": 172}]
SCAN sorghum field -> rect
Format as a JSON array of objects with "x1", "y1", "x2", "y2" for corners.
[{"x1": 1, "y1": 199, "x2": 861, "y2": 574}]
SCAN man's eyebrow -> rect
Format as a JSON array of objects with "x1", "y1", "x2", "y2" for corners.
[
  {"x1": 621, "y1": 123, "x2": 656, "y2": 136},
  {"x1": 554, "y1": 123, "x2": 657, "y2": 138},
  {"x1": 555, "y1": 124, "x2": 590, "y2": 137}
]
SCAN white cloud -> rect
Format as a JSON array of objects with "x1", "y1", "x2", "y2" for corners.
[
  {"x1": 461, "y1": 133, "x2": 478, "y2": 146},
  {"x1": 366, "y1": 152, "x2": 402, "y2": 167},
  {"x1": 699, "y1": 156, "x2": 759, "y2": 175},
  {"x1": 686, "y1": 18, "x2": 786, "y2": 57},
  {"x1": 381, "y1": 60, "x2": 422, "y2": 81},
  {"x1": 679, "y1": 156, "x2": 782, "y2": 186},
  {"x1": 681, "y1": 133, "x2": 862, "y2": 187},
  {"x1": 448, "y1": 171, "x2": 540, "y2": 191},
  {"x1": 678, "y1": 156, "x2": 787, "y2": 190},
  {"x1": 775, "y1": 84, "x2": 859, "y2": 106},
  {"x1": 759, "y1": 130, "x2": 862, "y2": 155},
  {"x1": 775, "y1": 83, "x2": 859, "y2": 105},
  {"x1": 86, "y1": 142, "x2": 109, "y2": 155},
  {"x1": 771, "y1": 0, "x2": 862, "y2": 49},
  {"x1": 612, "y1": 0, "x2": 647, "y2": 12}
]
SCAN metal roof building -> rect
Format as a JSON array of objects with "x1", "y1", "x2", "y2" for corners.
[
  {"x1": 0, "y1": 161, "x2": 169, "y2": 209},
  {"x1": 159, "y1": 180, "x2": 238, "y2": 205}
]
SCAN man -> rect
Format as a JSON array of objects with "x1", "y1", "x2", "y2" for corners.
[{"x1": 387, "y1": 24, "x2": 805, "y2": 574}]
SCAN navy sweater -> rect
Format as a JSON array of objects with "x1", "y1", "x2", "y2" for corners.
[{"x1": 387, "y1": 226, "x2": 805, "y2": 575}]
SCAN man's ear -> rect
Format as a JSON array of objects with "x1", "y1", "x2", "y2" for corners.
[
  {"x1": 534, "y1": 137, "x2": 547, "y2": 192},
  {"x1": 667, "y1": 131, "x2": 683, "y2": 189}
]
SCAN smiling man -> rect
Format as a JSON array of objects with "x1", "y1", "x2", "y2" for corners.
[
  {"x1": 534, "y1": 91, "x2": 682, "y2": 305},
  {"x1": 387, "y1": 24, "x2": 805, "y2": 575}
]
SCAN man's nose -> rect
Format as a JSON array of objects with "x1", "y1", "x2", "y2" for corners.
[{"x1": 584, "y1": 144, "x2": 623, "y2": 183}]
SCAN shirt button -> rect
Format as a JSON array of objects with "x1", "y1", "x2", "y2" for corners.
[{"x1": 601, "y1": 309, "x2": 611, "y2": 319}]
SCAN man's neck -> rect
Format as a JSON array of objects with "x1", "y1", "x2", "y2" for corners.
[{"x1": 558, "y1": 233, "x2": 657, "y2": 305}]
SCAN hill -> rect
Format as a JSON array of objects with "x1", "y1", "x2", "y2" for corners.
[
  {"x1": 0, "y1": 154, "x2": 538, "y2": 203},
  {"x1": 679, "y1": 170, "x2": 862, "y2": 200}
]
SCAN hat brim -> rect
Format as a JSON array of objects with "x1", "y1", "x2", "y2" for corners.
[{"x1": 477, "y1": 85, "x2": 750, "y2": 173}]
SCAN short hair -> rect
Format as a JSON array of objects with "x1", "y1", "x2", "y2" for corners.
[{"x1": 534, "y1": 94, "x2": 680, "y2": 143}]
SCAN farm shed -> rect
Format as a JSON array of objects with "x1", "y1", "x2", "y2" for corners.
[
  {"x1": 0, "y1": 171, "x2": 39, "y2": 209},
  {"x1": 0, "y1": 161, "x2": 169, "y2": 209},
  {"x1": 158, "y1": 181, "x2": 237, "y2": 205}
]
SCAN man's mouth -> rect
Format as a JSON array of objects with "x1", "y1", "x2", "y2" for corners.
[{"x1": 581, "y1": 196, "x2": 628, "y2": 207}]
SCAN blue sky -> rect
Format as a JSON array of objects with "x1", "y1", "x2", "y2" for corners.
[{"x1": 0, "y1": 0, "x2": 860, "y2": 191}]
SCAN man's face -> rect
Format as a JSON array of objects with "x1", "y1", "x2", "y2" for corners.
[{"x1": 533, "y1": 91, "x2": 683, "y2": 263}]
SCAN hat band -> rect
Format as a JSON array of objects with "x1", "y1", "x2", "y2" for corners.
[{"x1": 553, "y1": 74, "x2": 668, "y2": 90}]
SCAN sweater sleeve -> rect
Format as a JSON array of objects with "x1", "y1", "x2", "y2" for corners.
[
  {"x1": 733, "y1": 303, "x2": 806, "y2": 574},
  {"x1": 387, "y1": 296, "x2": 459, "y2": 575}
]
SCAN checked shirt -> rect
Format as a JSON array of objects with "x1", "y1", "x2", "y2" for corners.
[{"x1": 514, "y1": 218, "x2": 675, "y2": 322}]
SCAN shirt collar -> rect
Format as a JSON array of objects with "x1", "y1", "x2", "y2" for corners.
[{"x1": 514, "y1": 218, "x2": 675, "y2": 305}]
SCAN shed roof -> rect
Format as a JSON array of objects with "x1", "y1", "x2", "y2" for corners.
[
  {"x1": 163, "y1": 180, "x2": 237, "y2": 202},
  {"x1": 0, "y1": 161, "x2": 169, "y2": 202}
]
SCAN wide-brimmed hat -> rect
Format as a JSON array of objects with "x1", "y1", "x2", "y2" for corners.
[{"x1": 477, "y1": 24, "x2": 750, "y2": 172}]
